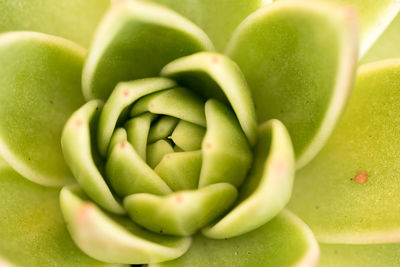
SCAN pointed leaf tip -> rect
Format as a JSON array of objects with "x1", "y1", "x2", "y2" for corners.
[
  {"x1": 60, "y1": 186, "x2": 191, "y2": 264},
  {"x1": 82, "y1": 0, "x2": 214, "y2": 100}
]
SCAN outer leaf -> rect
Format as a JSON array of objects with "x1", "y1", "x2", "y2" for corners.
[
  {"x1": 151, "y1": 210, "x2": 319, "y2": 267},
  {"x1": 82, "y1": 0, "x2": 213, "y2": 100},
  {"x1": 319, "y1": 243, "x2": 400, "y2": 267},
  {"x1": 142, "y1": 0, "x2": 263, "y2": 51},
  {"x1": 227, "y1": 0, "x2": 358, "y2": 169},
  {"x1": 0, "y1": 31, "x2": 85, "y2": 187},
  {"x1": 361, "y1": 13, "x2": 400, "y2": 64},
  {"x1": 203, "y1": 119, "x2": 295, "y2": 239},
  {"x1": 288, "y1": 59, "x2": 400, "y2": 243},
  {"x1": 0, "y1": 164, "x2": 120, "y2": 266},
  {"x1": 276, "y1": 0, "x2": 400, "y2": 57},
  {"x1": 60, "y1": 186, "x2": 191, "y2": 264},
  {"x1": 62, "y1": 100, "x2": 125, "y2": 214},
  {"x1": 0, "y1": 0, "x2": 109, "y2": 48}
]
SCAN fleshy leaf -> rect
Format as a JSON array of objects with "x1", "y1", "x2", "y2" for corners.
[
  {"x1": 170, "y1": 121, "x2": 205, "y2": 151},
  {"x1": 227, "y1": 0, "x2": 358, "y2": 169},
  {"x1": 161, "y1": 52, "x2": 258, "y2": 146},
  {"x1": 288, "y1": 59, "x2": 400, "y2": 243},
  {"x1": 148, "y1": 116, "x2": 179, "y2": 143},
  {"x1": 319, "y1": 243, "x2": 400, "y2": 267},
  {"x1": 346, "y1": 0, "x2": 400, "y2": 57},
  {"x1": 61, "y1": 100, "x2": 125, "y2": 214},
  {"x1": 125, "y1": 113, "x2": 156, "y2": 160},
  {"x1": 361, "y1": 13, "x2": 400, "y2": 64},
  {"x1": 0, "y1": 164, "x2": 120, "y2": 266},
  {"x1": 0, "y1": 0, "x2": 109, "y2": 47},
  {"x1": 131, "y1": 87, "x2": 206, "y2": 127},
  {"x1": 151, "y1": 210, "x2": 319, "y2": 267},
  {"x1": 199, "y1": 100, "x2": 252, "y2": 188},
  {"x1": 276, "y1": 0, "x2": 400, "y2": 57},
  {"x1": 154, "y1": 151, "x2": 202, "y2": 191},
  {"x1": 142, "y1": 0, "x2": 263, "y2": 51},
  {"x1": 60, "y1": 186, "x2": 191, "y2": 264},
  {"x1": 203, "y1": 119, "x2": 294, "y2": 239},
  {"x1": 0, "y1": 31, "x2": 85, "y2": 186},
  {"x1": 97, "y1": 77, "x2": 176, "y2": 156},
  {"x1": 106, "y1": 139, "x2": 172, "y2": 197},
  {"x1": 124, "y1": 183, "x2": 237, "y2": 236},
  {"x1": 82, "y1": 0, "x2": 213, "y2": 100},
  {"x1": 147, "y1": 140, "x2": 174, "y2": 168}
]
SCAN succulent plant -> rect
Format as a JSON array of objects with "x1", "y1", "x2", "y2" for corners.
[{"x1": 0, "y1": 0, "x2": 400, "y2": 266}]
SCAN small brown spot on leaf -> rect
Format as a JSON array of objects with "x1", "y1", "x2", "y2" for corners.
[
  {"x1": 351, "y1": 171, "x2": 368, "y2": 184},
  {"x1": 123, "y1": 90, "x2": 129, "y2": 97},
  {"x1": 75, "y1": 119, "x2": 83, "y2": 127},
  {"x1": 206, "y1": 143, "x2": 212, "y2": 149}
]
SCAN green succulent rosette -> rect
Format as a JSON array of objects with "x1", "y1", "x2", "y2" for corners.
[{"x1": 1, "y1": 0, "x2": 400, "y2": 266}]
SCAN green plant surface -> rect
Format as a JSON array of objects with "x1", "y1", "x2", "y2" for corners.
[
  {"x1": 1, "y1": 0, "x2": 400, "y2": 266},
  {"x1": 227, "y1": 1, "x2": 358, "y2": 169},
  {"x1": 0, "y1": 0, "x2": 109, "y2": 48},
  {"x1": 318, "y1": 243, "x2": 400, "y2": 267},
  {"x1": 82, "y1": 0, "x2": 214, "y2": 100},
  {"x1": 276, "y1": 0, "x2": 400, "y2": 57},
  {"x1": 0, "y1": 32, "x2": 85, "y2": 186},
  {"x1": 142, "y1": 0, "x2": 264, "y2": 51},
  {"x1": 289, "y1": 59, "x2": 400, "y2": 243},
  {"x1": 0, "y1": 163, "x2": 124, "y2": 267},
  {"x1": 361, "y1": 13, "x2": 400, "y2": 64},
  {"x1": 152, "y1": 210, "x2": 318, "y2": 267}
]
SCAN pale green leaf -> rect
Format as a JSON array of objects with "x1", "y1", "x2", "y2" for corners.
[
  {"x1": 0, "y1": 165, "x2": 121, "y2": 266},
  {"x1": 97, "y1": 78, "x2": 176, "y2": 156},
  {"x1": 361, "y1": 13, "x2": 400, "y2": 64},
  {"x1": 60, "y1": 186, "x2": 191, "y2": 264},
  {"x1": 0, "y1": 31, "x2": 85, "y2": 187},
  {"x1": 288, "y1": 59, "x2": 400, "y2": 244},
  {"x1": 199, "y1": 100, "x2": 252, "y2": 188},
  {"x1": 124, "y1": 183, "x2": 237, "y2": 236},
  {"x1": 319, "y1": 243, "x2": 400, "y2": 267},
  {"x1": 203, "y1": 119, "x2": 295, "y2": 239},
  {"x1": 82, "y1": 0, "x2": 213, "y2": 100},
  {"x1": 0, "y1": 0, "x2": 109, "y2": 48},
  {"x1": 161, "y1": 52, "x2": 258, "y2": 146},
  {"x1": 227, "y1": 1, "x2": 358, "y2": 169},
  {"x1": 142, "y1": 0, "x2": 263, "y2": 51},
  {"x1": 61, "y1": 100, "x2": 125, "y2": 214},
  {"x1": 152, "y1": 210, "x2": 319, "y2": 267}
]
